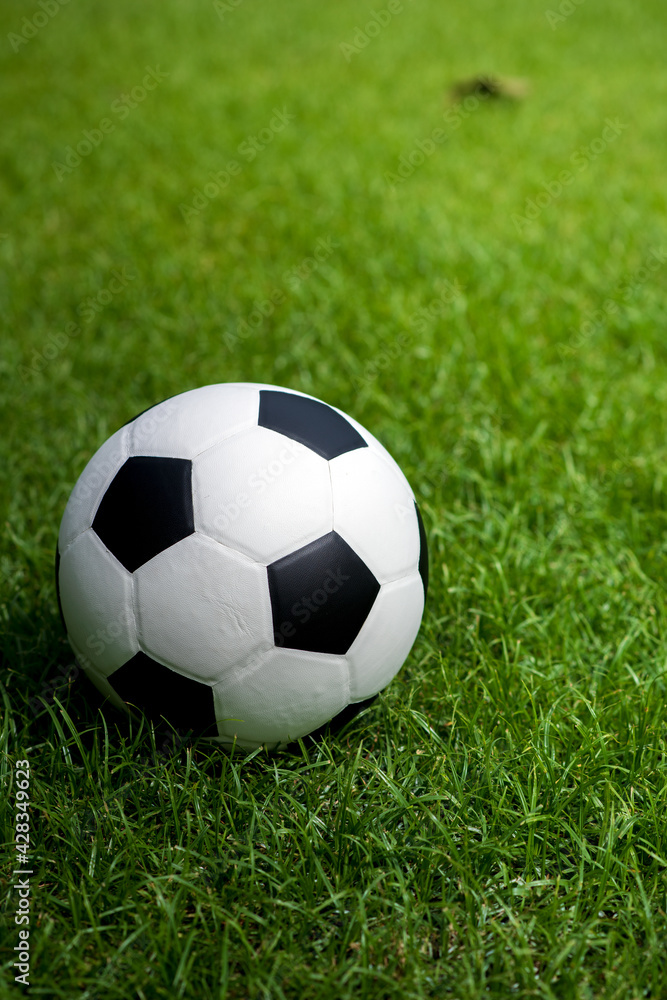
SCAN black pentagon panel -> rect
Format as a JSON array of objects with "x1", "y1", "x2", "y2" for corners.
[
  {"x1": 109, "y1": 650, "x2": 217, "y2": 736},
  {"x1": 267, "y1": 530, "x2": 380, "y2": 655},
  {"x1": 258, "y1": 389, "x2": 367, "y2": 461},
  {"x1": 414, "y1": 501, "x2": 429, "y2": 598},
  {"x1": 92, "y1": 456, "x2": 194, "y2": 572}
]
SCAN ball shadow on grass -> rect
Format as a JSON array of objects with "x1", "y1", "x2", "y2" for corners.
[{"x1": 28, "y1": 656, "x2": 381, "y2": 774}]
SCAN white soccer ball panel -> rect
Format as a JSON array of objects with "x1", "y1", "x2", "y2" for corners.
[
  {"x1": 128, "y1": 383, "x2": 260, "y2": 460},
  {"x1": 58, "y1": 425, "x2": 130, "y2": 554},
  {"x1": 193, "y1": 425, "x2": 333, "y2": 563},
  {"x1": 212, "y1": 645, "x2": 349, "y2": 748},
  {"x1": 133, "y1": 532, "x2": 273, "y2": 684},
  {"x1": 347, "y1": 573, "x2": 425, "y2": 700},
  {"x1": 58, "y1": 529, "x2": 138, "y2": 676},
  {"x1": 330, "y1": 447, "x2": 419, "y2": 585}
]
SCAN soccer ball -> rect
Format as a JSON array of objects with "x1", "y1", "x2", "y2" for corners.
[{"x1": 56, "y1": 383, "x2": 428, "y2": 749}]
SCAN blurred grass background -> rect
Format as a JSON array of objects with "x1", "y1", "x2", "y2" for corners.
[{"x1": 2, "y1": 0, "x2": 667, "y2": 996}]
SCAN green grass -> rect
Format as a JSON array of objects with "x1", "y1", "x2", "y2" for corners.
[{"x1": 2, "y1": 0, "x2": 667, "y2": 995}]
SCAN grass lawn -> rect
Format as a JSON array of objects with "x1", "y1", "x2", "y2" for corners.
[{"x1": 2, "y1": 0, "x2": 667, "y2": 995}]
